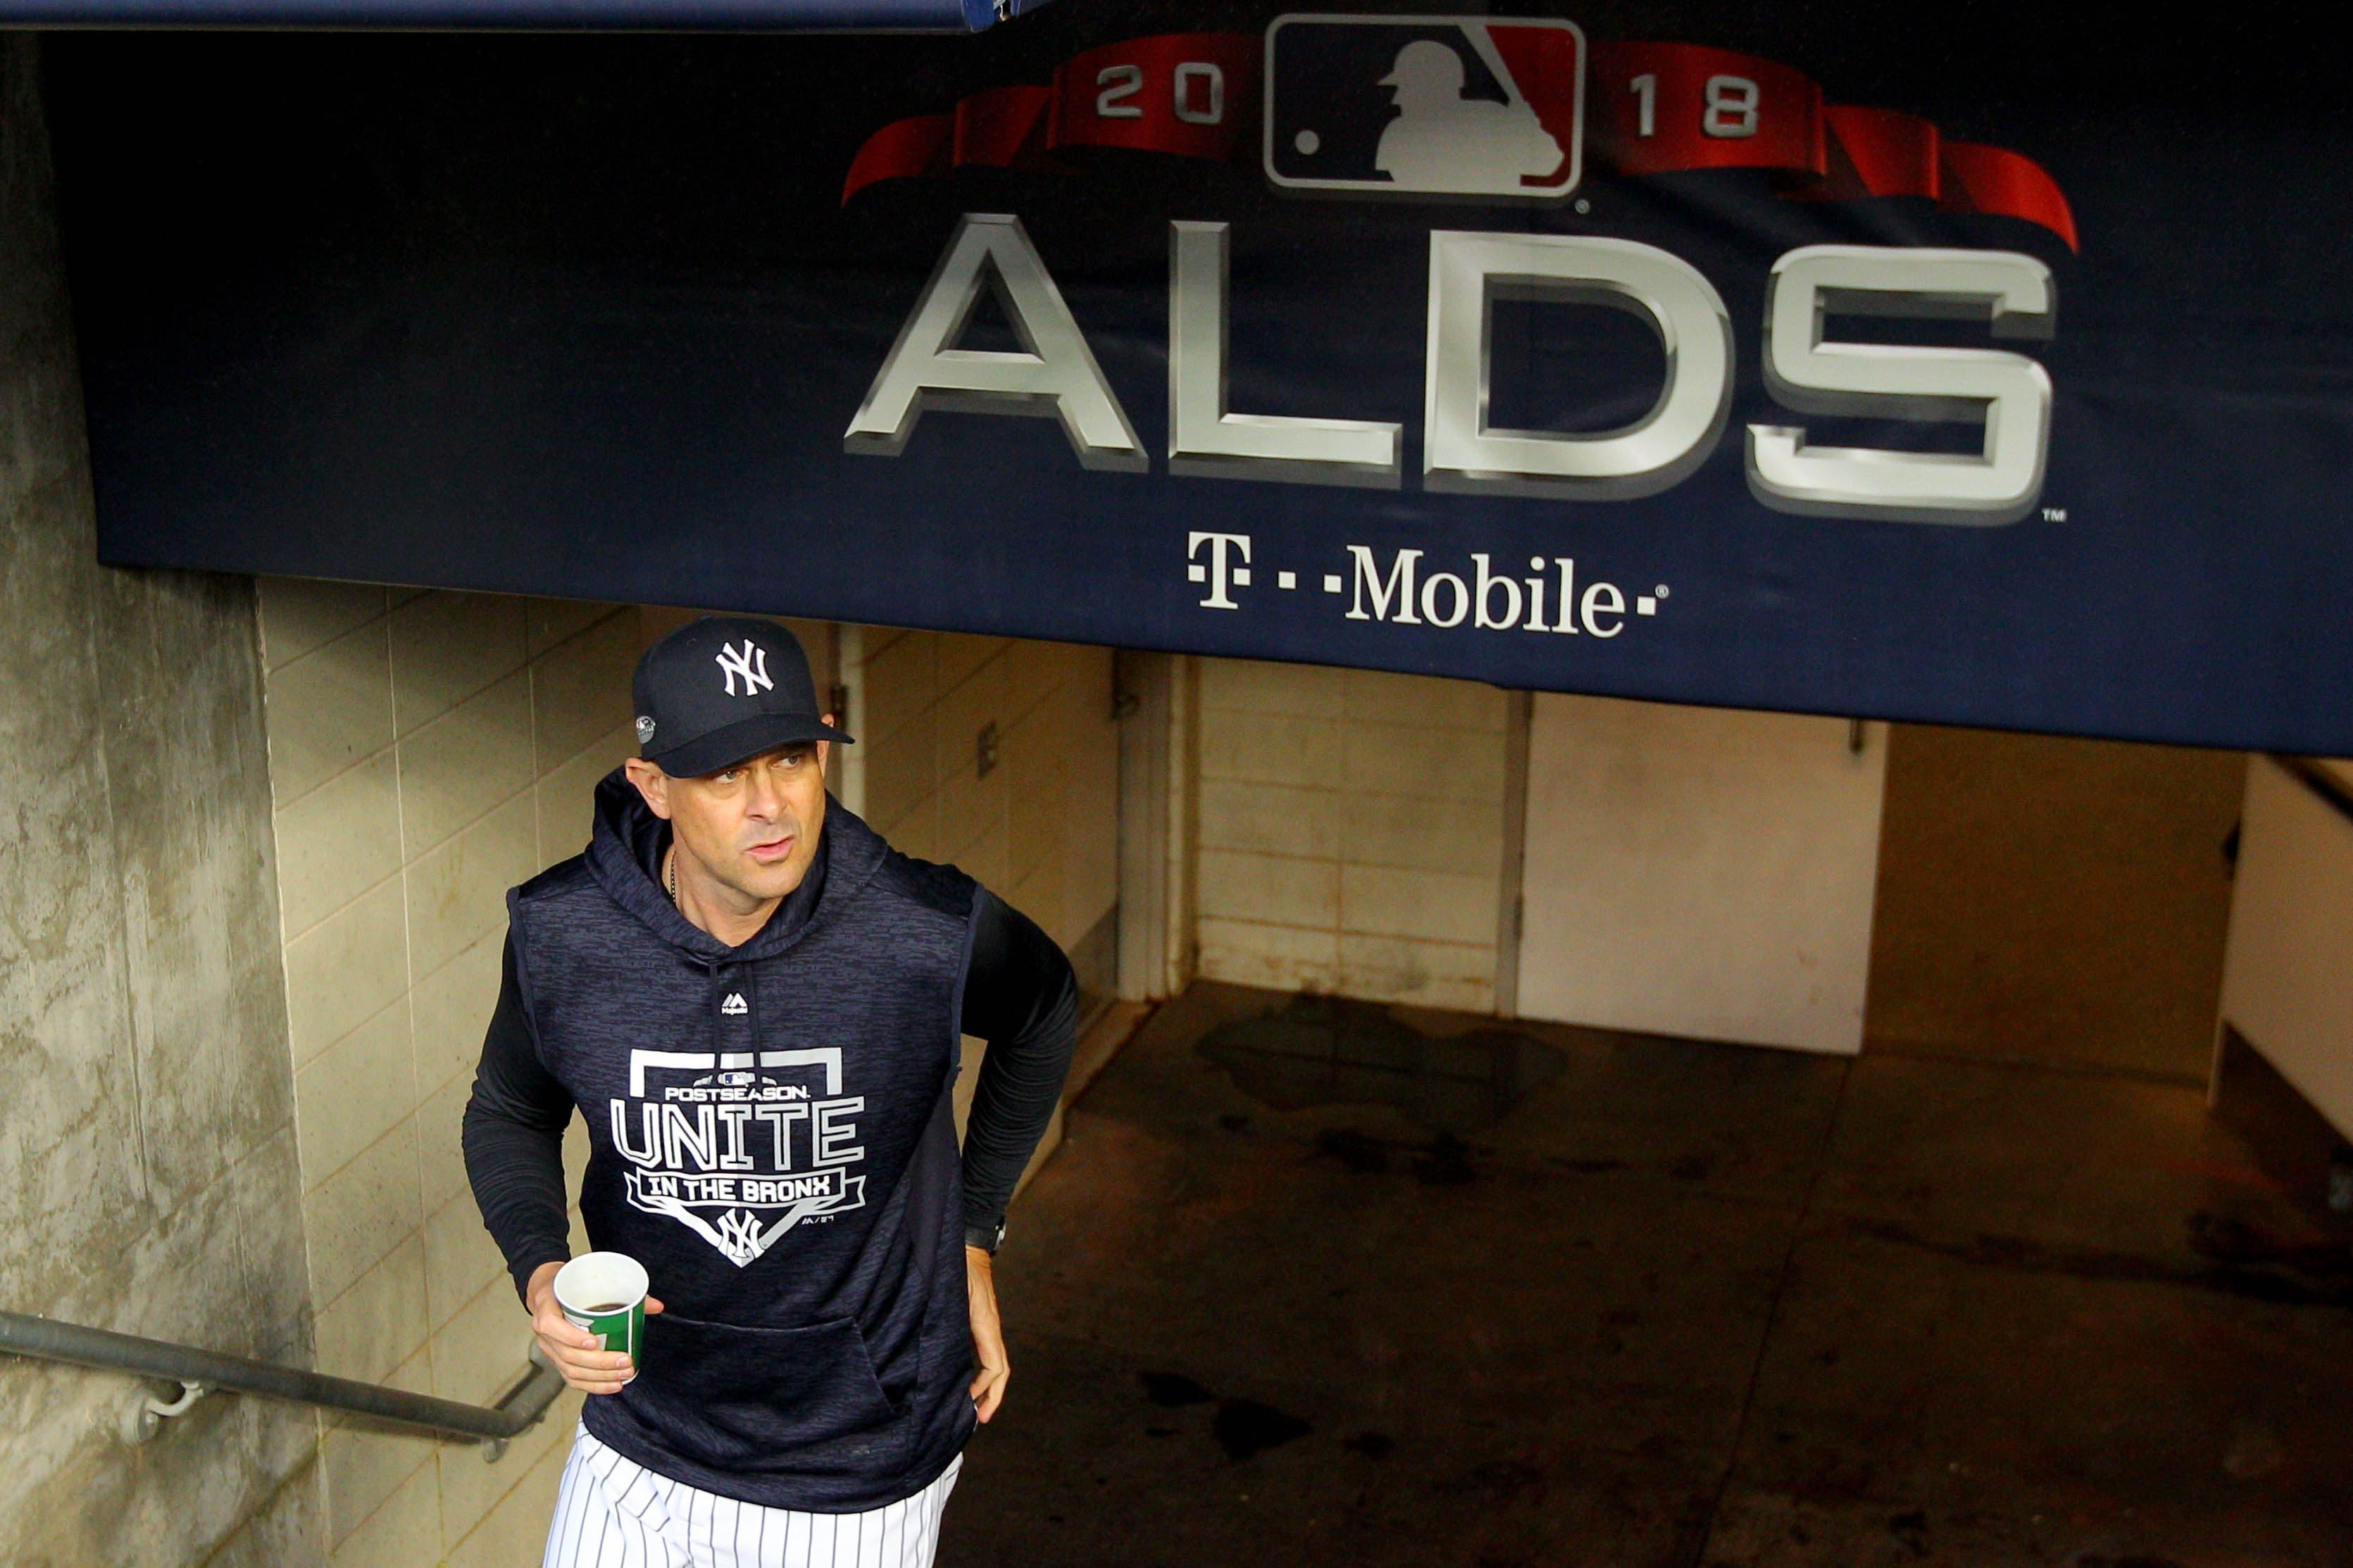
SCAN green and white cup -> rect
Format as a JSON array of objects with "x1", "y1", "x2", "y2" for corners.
[{"x1": 553, "y1": 1252, "x2": 649, "y2": 1363}]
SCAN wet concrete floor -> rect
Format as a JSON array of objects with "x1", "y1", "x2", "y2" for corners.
[{"x1": 944, "y1": 983, "x2": 2353, "y2": 1567}]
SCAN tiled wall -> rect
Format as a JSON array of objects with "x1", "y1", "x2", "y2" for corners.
[
  {"x1": 259, "y1": 580, "x2": 639, "y2": 1568},
  {"x1": 1195, "y1": 658, "x2": 1511, "y2": 1015},
  {"x1": 858, "y1": 627, "x2": 1121, "y2": 972}
]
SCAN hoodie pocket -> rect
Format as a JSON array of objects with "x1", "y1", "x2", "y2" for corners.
[{"x1": 623, "y1": 1311, "x2": 907, "y2": 1474}]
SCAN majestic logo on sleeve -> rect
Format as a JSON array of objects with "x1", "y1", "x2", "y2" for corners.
[
  {"x1": 611, "y1": 1046, "x2": 866, "y2": 1265},
  {"x1": 1263, "y1": 15, "x2": 1584, "y2": 200}
]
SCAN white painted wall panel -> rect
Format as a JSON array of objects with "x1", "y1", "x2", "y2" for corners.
[
  {"x1": 1516, "y1": 695, "x2": 1888, "y2": 1055},
  {"x1": 2218, "y1": 756, "x2": 2353, "y2": 1138}
]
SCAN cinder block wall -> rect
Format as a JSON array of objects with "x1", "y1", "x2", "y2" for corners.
[
  {"x1": 858, "y1": 627, "x2": 1120, "y2": 984},
  {"x1": 256, "y1": 583, "x2": 639, "y2": 1567},
  {"x1": 1194, "y1": 659, "x2": 1512, "y2": 1014},
  {"x1": 0, "y1": 39, "x2": 325, "y2": 1568}
]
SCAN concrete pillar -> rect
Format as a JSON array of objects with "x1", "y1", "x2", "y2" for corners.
[{"x1": 0, "y1": 36, "x2": 324, "y2": 1568}]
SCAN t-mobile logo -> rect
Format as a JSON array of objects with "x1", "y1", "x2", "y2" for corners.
[{"x1": 1188, "y1": 531, "x2": 1252, "y2": 609}]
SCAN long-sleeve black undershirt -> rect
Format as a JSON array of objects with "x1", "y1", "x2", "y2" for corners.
[{"x1": 461, "y1": 849, "x2": 1078, "y2": 1303}]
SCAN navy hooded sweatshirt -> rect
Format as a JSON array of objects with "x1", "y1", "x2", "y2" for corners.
[{"x1": 469, "y1": 771, "x2": 1073, "y2": 1511}]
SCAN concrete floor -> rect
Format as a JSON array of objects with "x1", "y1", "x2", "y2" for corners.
[{"x1": 944, "y1": 983, "x2": 2353, "y2": 1568}]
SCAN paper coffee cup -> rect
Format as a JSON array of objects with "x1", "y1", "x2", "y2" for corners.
[{"x1": 553, "y1": 1253, "x2": 649, "y2": 1363}]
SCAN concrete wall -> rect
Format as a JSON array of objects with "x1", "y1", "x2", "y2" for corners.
[
  {"x1": 2218, "y1": 756, "x2": 2353, "y2": 1138},
  {"x1": 256, "y1": 582, "x2": 637, "y2": 1567},
  {"x1": 0, "y1": 39, "x2": 324, "y2": 1568},
  {"x1": 1193, "y1": 658, "x2": 1511, "y2": 1015}
]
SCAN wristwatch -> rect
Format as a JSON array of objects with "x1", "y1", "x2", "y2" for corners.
[{"x1": 965, "y1": 1219, "x2": 1006, "y2": 1254}]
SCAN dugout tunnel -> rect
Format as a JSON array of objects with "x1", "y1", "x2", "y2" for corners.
[{"x1": 5, "y1": 6, "x2": 2353, "y2": 1567}]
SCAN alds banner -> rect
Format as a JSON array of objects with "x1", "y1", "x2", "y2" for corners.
[
  {"x1": 842, "y1": 26, "x2": 2076, "y2": 249},
  {"x1": 45, "y1": 6, "x2": 2353, "y2": 751}
]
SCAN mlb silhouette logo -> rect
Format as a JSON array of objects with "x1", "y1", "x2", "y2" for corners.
[{"x1": 1263, "y1": 14, "x2": 1585, "y2": 200}]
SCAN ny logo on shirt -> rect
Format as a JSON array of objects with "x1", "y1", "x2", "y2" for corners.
[{"x1": 611, "y1": 1045, "x2": 867, "y2": 1265}]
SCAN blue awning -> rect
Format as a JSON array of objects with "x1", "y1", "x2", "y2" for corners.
[{"x1": 0, "y1": 0, "x2": 1039, "y2": 27}]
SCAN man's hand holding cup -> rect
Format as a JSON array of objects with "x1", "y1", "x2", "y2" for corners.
[{"x1": 529, "y1": 1253, "x2": 663, "y2": 1395}]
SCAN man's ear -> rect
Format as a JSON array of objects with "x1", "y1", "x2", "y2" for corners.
[
  {"x1": 818, "y1": 716, "x2": 838, "y2": 778},
  {"x1": 622, "y1": 757, "x2": 674, "y2": 820}
]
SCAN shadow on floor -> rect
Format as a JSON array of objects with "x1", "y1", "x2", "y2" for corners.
[{"x1": 945, "y1": 982, "x2": 2353, "y2": 1568}]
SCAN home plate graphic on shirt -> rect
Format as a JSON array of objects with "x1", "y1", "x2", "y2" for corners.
[{"x1": 611, "y1": 1045, "x2": 868, "y2": 1265}]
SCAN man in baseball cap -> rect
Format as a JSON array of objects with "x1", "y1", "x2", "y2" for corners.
[
  {"x1": 630, "y1": 615, "x2": 852, "y2": 778},
  {"x1": 463, "y1": 615, "x2": 1078, "y2": 1567}
]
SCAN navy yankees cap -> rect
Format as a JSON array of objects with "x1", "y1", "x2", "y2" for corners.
[{"x1": 631, "y1": 616, "x2": 853, "y2": 779}]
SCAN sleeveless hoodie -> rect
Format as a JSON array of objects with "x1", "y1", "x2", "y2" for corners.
[{"x1": 506, "y1": 772, "x2": 980, "y2": 1510}]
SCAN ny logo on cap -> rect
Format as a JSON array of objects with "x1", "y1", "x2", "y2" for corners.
[{"x1": 714, "y1": 641, "x2": 773, "y2": 698}]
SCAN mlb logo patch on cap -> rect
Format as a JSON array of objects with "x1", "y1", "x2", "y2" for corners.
[{"x1": 1263, "y1": 13, "x2": 1585, "y2": 201}]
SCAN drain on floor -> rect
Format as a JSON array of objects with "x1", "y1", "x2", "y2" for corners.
[{"x1": 1197, "y1": 993, "x2": 1569, "y2": 1133}]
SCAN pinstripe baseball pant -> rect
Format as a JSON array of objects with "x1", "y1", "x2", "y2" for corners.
[{"x1": 542, "y1": 1424, "x2": 962, "y2": 1568}]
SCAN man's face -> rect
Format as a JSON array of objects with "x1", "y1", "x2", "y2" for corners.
[{"x1": 627, "y1": 736, "x2": 830, "y2": 905}]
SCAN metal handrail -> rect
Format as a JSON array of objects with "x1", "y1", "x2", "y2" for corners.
[{"x1": 0, "y1": 1309, "x2": 565, "y2": 1457}]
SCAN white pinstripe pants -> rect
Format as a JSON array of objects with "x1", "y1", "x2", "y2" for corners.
[{"x1": 542, "y1": 1424, "x2": 962, "y2": 1568}]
